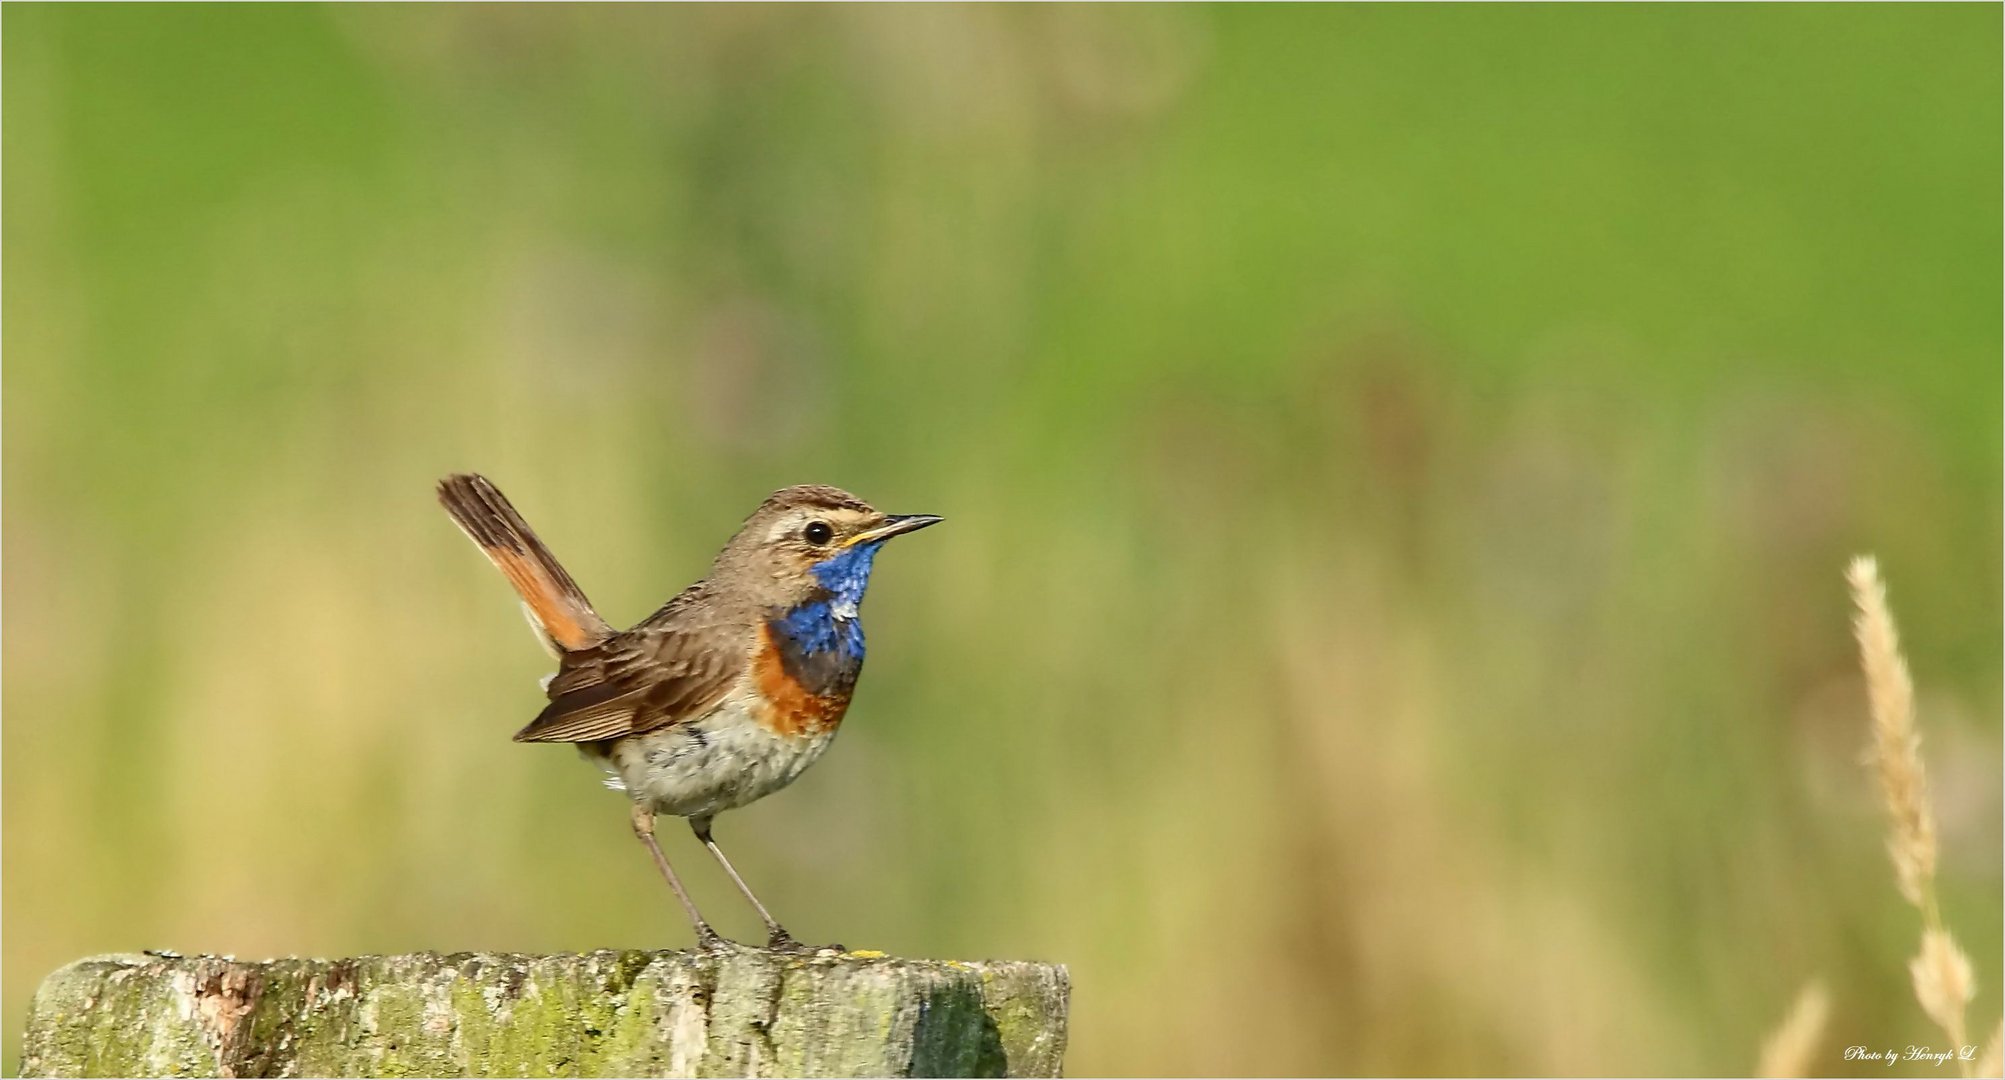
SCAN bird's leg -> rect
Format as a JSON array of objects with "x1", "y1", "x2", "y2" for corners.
[
  {"x1": 631, "y1": 802, "x2": 730, "y2": 951},
  {"x1": 690, "y1": 815, "x2": 842, "y2": 954}
]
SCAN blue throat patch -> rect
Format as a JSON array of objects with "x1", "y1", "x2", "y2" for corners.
[{"x1": 773, "y1": 541, "x2": 882, "y2": 661}]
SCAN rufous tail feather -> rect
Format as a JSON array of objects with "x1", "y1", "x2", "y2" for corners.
[{"x1": 436, "y1": 473, "x2": 613, "y2": 652}]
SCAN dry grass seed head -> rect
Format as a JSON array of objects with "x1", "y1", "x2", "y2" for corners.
[
  {"x1": 1757, "y1": 981, "x2": 1830, "y2": 1079},
  {"x1": 1909, "y1": 927, "x2": 1975, "y2": 1048},
  {"x1": 1975, "y1": 1019, "x2": 2002, "y2": 1079},
  {"x1": 1845, "y1": 555, "x2": 1937, "y2": 910}
]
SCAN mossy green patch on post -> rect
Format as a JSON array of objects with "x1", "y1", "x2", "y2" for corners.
[
  {"x1": 20, "y1": 957, "x2": 221, "y2": 1077},
  {"x1": 979, "y1": 965, "x2": 1072, "y2": 1078},
  {"x1": 19, "y1": 950, "x2": 1067, "y2": 1078}
]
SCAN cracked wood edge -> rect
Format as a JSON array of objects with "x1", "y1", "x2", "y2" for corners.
[{"x1": 19, "y1": 950, "x2": 1069, "y2": 1078}]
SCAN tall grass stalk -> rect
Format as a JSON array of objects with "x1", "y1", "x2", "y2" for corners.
[{"x1": 1846, "y1": 556, "x2": 1989, "y2": 1076}]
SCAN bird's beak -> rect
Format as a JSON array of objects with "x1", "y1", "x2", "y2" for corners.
[{"x1": 844, "y1": 514, "x2": 944, "y2": 547}]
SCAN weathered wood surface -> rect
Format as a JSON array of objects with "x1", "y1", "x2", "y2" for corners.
[{"x1": 19, "y1": 949, "x2": 1068, "y2": 1078}]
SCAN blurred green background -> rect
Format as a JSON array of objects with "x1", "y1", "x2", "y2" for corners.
[{"x1": 4, "y1": 5, "x2": 1999, "y2": 1075}]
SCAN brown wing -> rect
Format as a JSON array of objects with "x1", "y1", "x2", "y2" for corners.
[{"x1": 513, "y1": 589, "x2": 744, "y2": 744}]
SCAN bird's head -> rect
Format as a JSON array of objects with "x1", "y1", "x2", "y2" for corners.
[{"x1": 716, "y1": 484, "x2": 941, "y2": 614}]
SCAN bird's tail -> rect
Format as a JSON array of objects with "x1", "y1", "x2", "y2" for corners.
[{"x1": 436, "y1": 473, "x2": 613, "y2": 653}]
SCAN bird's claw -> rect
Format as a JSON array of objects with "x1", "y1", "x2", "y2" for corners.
[
  {"x1": 765, "y1": 929, "x2": 843, "y2": 955},
  {"x1": 694, "y1": 925, "x2": 738, "y2": 953}
]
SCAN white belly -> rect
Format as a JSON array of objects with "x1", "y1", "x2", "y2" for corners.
[{"x1": 589, "y1": 690, "x2": 837, "y2": 819}]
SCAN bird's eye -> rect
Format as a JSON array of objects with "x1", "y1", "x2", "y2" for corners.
[{"x1": 803, "y1": 521, "x2": 834, "y2": 546}]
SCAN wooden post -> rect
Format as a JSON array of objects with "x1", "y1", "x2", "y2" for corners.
[{"x1": 19, "y1": 950, "x2": 1068, "y2": 1078}]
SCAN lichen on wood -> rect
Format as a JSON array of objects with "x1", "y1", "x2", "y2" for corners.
[{"x1": 19, "y1": 949, "x2": 1068, "y2": 1078}]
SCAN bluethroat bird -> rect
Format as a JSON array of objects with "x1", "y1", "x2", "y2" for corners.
[{"x1": 437, "y1": 474, "x2": 940, "y2": 952}]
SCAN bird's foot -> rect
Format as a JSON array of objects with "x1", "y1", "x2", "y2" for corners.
[
  {"x1": 693, "y1": 924, "x2": 739, "y2": 953},
  {"x1": 764, "y1": 928, "x2": 844, "y2": 955}
]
